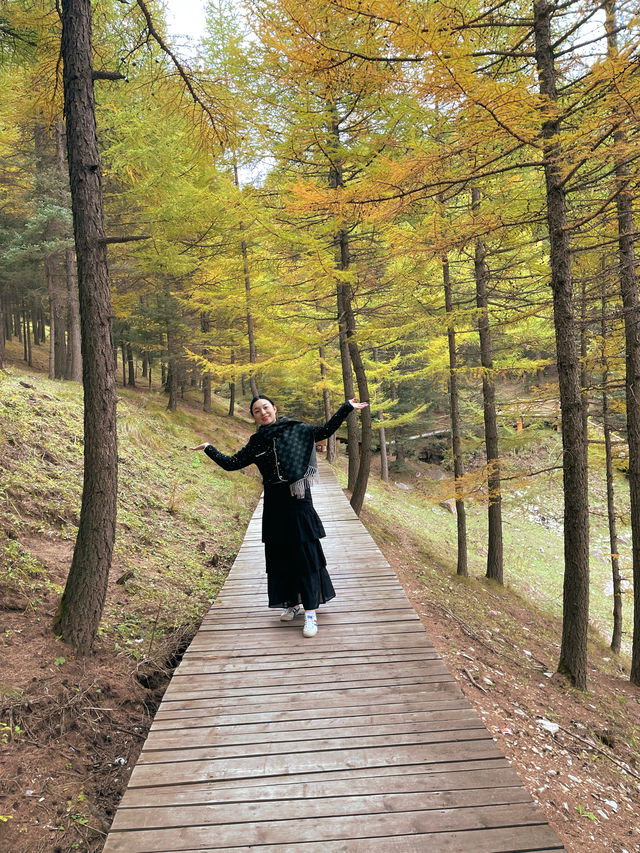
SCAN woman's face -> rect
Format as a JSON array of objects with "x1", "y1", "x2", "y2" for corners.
[{"x1": 251, "y1": 398, "x2": 278, "y2": 426}]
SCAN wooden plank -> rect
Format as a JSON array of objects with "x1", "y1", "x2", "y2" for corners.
[
  {"x1": 151, "y1": 697, "x2": 474, "y2": 726},
  {"x1": 103, "y1": 462, "x2": 565, "y2": 853},
  {"x1": 104, "y1": 802, "x2": 551, "y2": 851},
  {"x1": 111, "y1": 786, "x2": 533, "y2": 831},
  {"x1": 149, "y1": 703, "x2": 477, "y2": 730},
  {"x1": 114, "y1": 762, "x2": 519, "y2": 808},
  {"x1": 126, "y1": 740, "x2": 507, "y2": 788},
  {"x1": 137, "y1": 727, "x2": 491, "y2": 764},
  {"x1": 155, "y1": 680, "x2": 462, "y2": 711},
  {"x1": 140, "y1": 825, "x2": 564, "y2": 852},
  {"x1": 144, "y1": 712, "x2": 484, "y2": 748}
]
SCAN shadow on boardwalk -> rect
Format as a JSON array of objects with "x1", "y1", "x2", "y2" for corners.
[{"x1": 103, "y1": 464, "x2": 565, "y2": 852}]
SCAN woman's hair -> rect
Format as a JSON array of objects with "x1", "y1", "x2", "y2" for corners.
[{"x1": 249, "y1": 394, "x2": 276, "y2": 414}]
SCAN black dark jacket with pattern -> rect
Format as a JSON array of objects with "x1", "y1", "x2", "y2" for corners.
[{"x1": 204, "y1": 402, "x2": 353, "y2": 544}]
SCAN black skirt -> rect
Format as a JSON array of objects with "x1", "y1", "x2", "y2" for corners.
[{"x1": 262, "y1": 482, "x2": 336, "y2": 610}]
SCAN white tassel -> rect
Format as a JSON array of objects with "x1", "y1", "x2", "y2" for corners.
[{"x1": 290, "y1": 465, "x2": 319, "y2": 499}]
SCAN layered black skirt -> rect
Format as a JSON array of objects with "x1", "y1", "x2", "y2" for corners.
[{"x1": 262, "y1": 482, "x2": 336, "y2": 610}]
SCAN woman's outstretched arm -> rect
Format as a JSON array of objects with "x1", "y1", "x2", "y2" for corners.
[
  {"x1": 190, "y1": 437, "x2": 256, "y2": 471},
  {"x1": 313, "y1": 399, "x2": 368, "y2": 441}
]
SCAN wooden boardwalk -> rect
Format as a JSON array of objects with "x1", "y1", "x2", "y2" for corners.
[{"x1": 104, "y1": 464, "x2": 565, "y2": 852}]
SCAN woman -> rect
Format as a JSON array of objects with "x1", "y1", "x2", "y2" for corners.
[{"x1": 191, "y1": 395, "x2": 368, "y2": 637}]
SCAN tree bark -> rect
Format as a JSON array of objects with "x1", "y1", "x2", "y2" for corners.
[
  {"x1": 120, "y1": 338, "x2": 127, "y2": 386},
  {"x1": 127, "y1": 342, "x2": 135, "y2": 386},
  {"x1": 337, "y1": 279, "x2": 359, "y2": 490},
  {"x1": 0, "y1": 294, "x2": 5, "y2": 368},
  {"x1": 443, "y1": 257, "x2": 468, "y2": 577},
  {"x1": 373, "y1": 349, "x2": 389, "y2": 483},
  {"x1": 201, "y1": 312, "x2": 212, "y2": 413},
  {"x1": 343, "y1": 285, "x2": 371, "y2": 515},
  {"x1": 64, "y1": 244, "x2": 82, "y2": 381},
  {"x1": 56, "y1": 117, "x2": 82, "y2": 383},
  {"x1": 472, "y1": 188, "x2": 503, "y2": 584},
  {"x1": 601, "y1": 282, "x2": 623, "y2": 654},
  {"x1": 319, "y1": 340, "x2": 337, "y2": 463},
  {"x1": 534, "y1": 0, "x2": 589, "y2": 689},
  {"x1": 53, "y1": 0, "x2": 118, "y2": 655},
  {"x1": 232, "y1": 163, "x2": 258, "y2": 397},
  {"x1": 229, "y1": 349, "x2": 236, "y2": 416},
  {"x1": 605, "y1": 0, "x2": 640, "y2": 683},
  {"x1": 166, "y1": 331, "x2": 179, "y2": 411},
  {"x1": 328, "y1": 105, "x2": 360, "y2": 490},
  {"x1": 45, "y1": 257, "x2": 56, "y2": 379}
]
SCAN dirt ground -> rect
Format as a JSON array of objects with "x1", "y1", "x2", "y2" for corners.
[
  {"x1": 0, "y1": 536, "x2": 173, "y2": 853},
  {"x1": 2, "y1": 516, "x2": 640, "y2": 853},
  {"x1": 377, "y1": 521, "x2": 640, "y2": 853},
  {"x1": 1, "y1": 392, "x2": 639, "y2": 851}
]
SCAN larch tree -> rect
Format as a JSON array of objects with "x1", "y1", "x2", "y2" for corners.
[{"x1": 53, "y1": 0, "x2": 119, "y2": 653}]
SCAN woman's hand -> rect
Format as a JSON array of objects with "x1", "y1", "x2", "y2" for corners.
[
  {"x1": 349, "y1": 398, "x2": 369, "y2": 410},
  {"x1": 190, "y1": 442, "x2": 209, "y2": 451}
]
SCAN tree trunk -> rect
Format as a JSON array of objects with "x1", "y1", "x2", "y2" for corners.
[
  {"x1": 53, "y1": 0, "x2": 118, "y2": 655},
  {"x1": 328, "y1": 107, "x2": 360, "y2": 490},
  {"x1": 373, "y1": 349, "x2": 389, "y2": 483},
  {"x1": 605, "y1": 0, "x2": 640, "y2": 683},
  {"x1": 337, "y1": 279, "x2": 359, "y2": 490},
  {"x1": 580, "y1": 278, "x2": 589, "y2": 448},
  {"x1": 64, "y1": 246, "x2": 82, "y2": 381},
  {"x1": 343, "y1": 286, "x2": 371, "y2": 515},
  {"x1": 232, "y1": 163, "x2": 258, "y2": 397},
  {"x1": 0, "y1": 295, "x2": 5, "y2": 368},
  {"x1": 46, "y1": 257, "x2": 56, "y2": 380},
  {"x1": 229, "y1": 349, "x2": 236, "y2": 416},
  {"x1": 21, "y1": 300, "x2": 28, "y2": 363},
  {"x1": 443, "y1": 257, "x2": 468, "y2": 577},
  {"x1": 166, "y1": 318, "x2": 179, "y2": 412},
  {"x1": 127, "y1": 343, "x2": 135, "y2": 387},
  {"x1": 25, "y1": 304, "x2": 32, "y2": 367},
  {"x1": 472, "y1": 189, "x2": 503, "y2": 584},
  {"x1": 56, "y1": 117, "x2": 82, "y2": 383},
  {"x1": 201, "y1": 313, "x2": 212, "y2": 413},
  {"x1": 319, "y1": 342, "x2": 337, "y2": 463},
  {"x1": 53, "y1": 284, "x2": 67, "y2": 378},
  {"x1": 121, "y1": 338, "x2": 127, "y2": 386},
  {"x1": 534, "y1": 0, "x2": 589, "y2": 689},
  {"x1": 601, "y1": 282, "x2": 623, "y2": 654}
]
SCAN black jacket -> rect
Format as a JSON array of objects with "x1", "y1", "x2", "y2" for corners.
[{"x1": 204, "y1": 401, "x2": 353, "y2": 485}]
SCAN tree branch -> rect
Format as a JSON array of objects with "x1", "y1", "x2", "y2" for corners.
[
  {"x1": 100, "y1": 235, "x2": 152, "y2": 244},
  {"x1": 134, "y1": 0, "x2": 226, "y2": 145},
  {"x1": 93, "y1": 70, "x2": 126, "y2": 81}
]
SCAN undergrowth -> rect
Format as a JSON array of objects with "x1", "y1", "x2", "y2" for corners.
[{"x1": 0, "y1": 367, "x2": 261, "y2": 660}]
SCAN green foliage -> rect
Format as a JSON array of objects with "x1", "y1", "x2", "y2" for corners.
[
  {"x1": 0, "y1": 720, "x2": 22, "y2": 743},
  {"x1": 576, "y1": 804, "x2": 598, "y2": 822}
]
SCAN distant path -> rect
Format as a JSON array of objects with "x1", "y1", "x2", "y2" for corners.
[{"x1": 103, "y1": 463, "x2": 565, "y2": 852}]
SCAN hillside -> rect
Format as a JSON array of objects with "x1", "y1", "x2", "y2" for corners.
[
  {"x1": 0, "y1": 351, "x2": 262, "y2": 852},
  {"x1": 1, "y1": 351, "x2": 639, "y2": 852}
]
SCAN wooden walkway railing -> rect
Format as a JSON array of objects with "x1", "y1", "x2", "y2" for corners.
[{"x1": 103, "y1": 463, "x2": 565, "y2": 852}]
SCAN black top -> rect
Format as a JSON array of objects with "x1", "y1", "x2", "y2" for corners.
[
  {"x1": 204, "y1": 401, "x2": 353, "y2": 544},
  {"x1": 203, "y1": 401, "x2": 353, "y2": 484}
]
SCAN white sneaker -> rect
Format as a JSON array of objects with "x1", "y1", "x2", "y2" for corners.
[
  {"x1": 280, "y1": 605, "x2": 304, "y2": 622},
  {"x1": 302, "y1": 615, "x2": 318, "y2": 637}
]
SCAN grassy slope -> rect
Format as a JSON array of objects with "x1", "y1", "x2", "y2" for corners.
[
  {"x1": 0, "y1": 354, "x2": 261, "y2": 851},
  {"x1": 345, "y1": 424, "x2": 635, "y2": 660}
]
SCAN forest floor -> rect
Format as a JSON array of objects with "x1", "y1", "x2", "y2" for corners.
[{"x1": 1, "y1": 348, "x2": 639, "y2": 852}]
